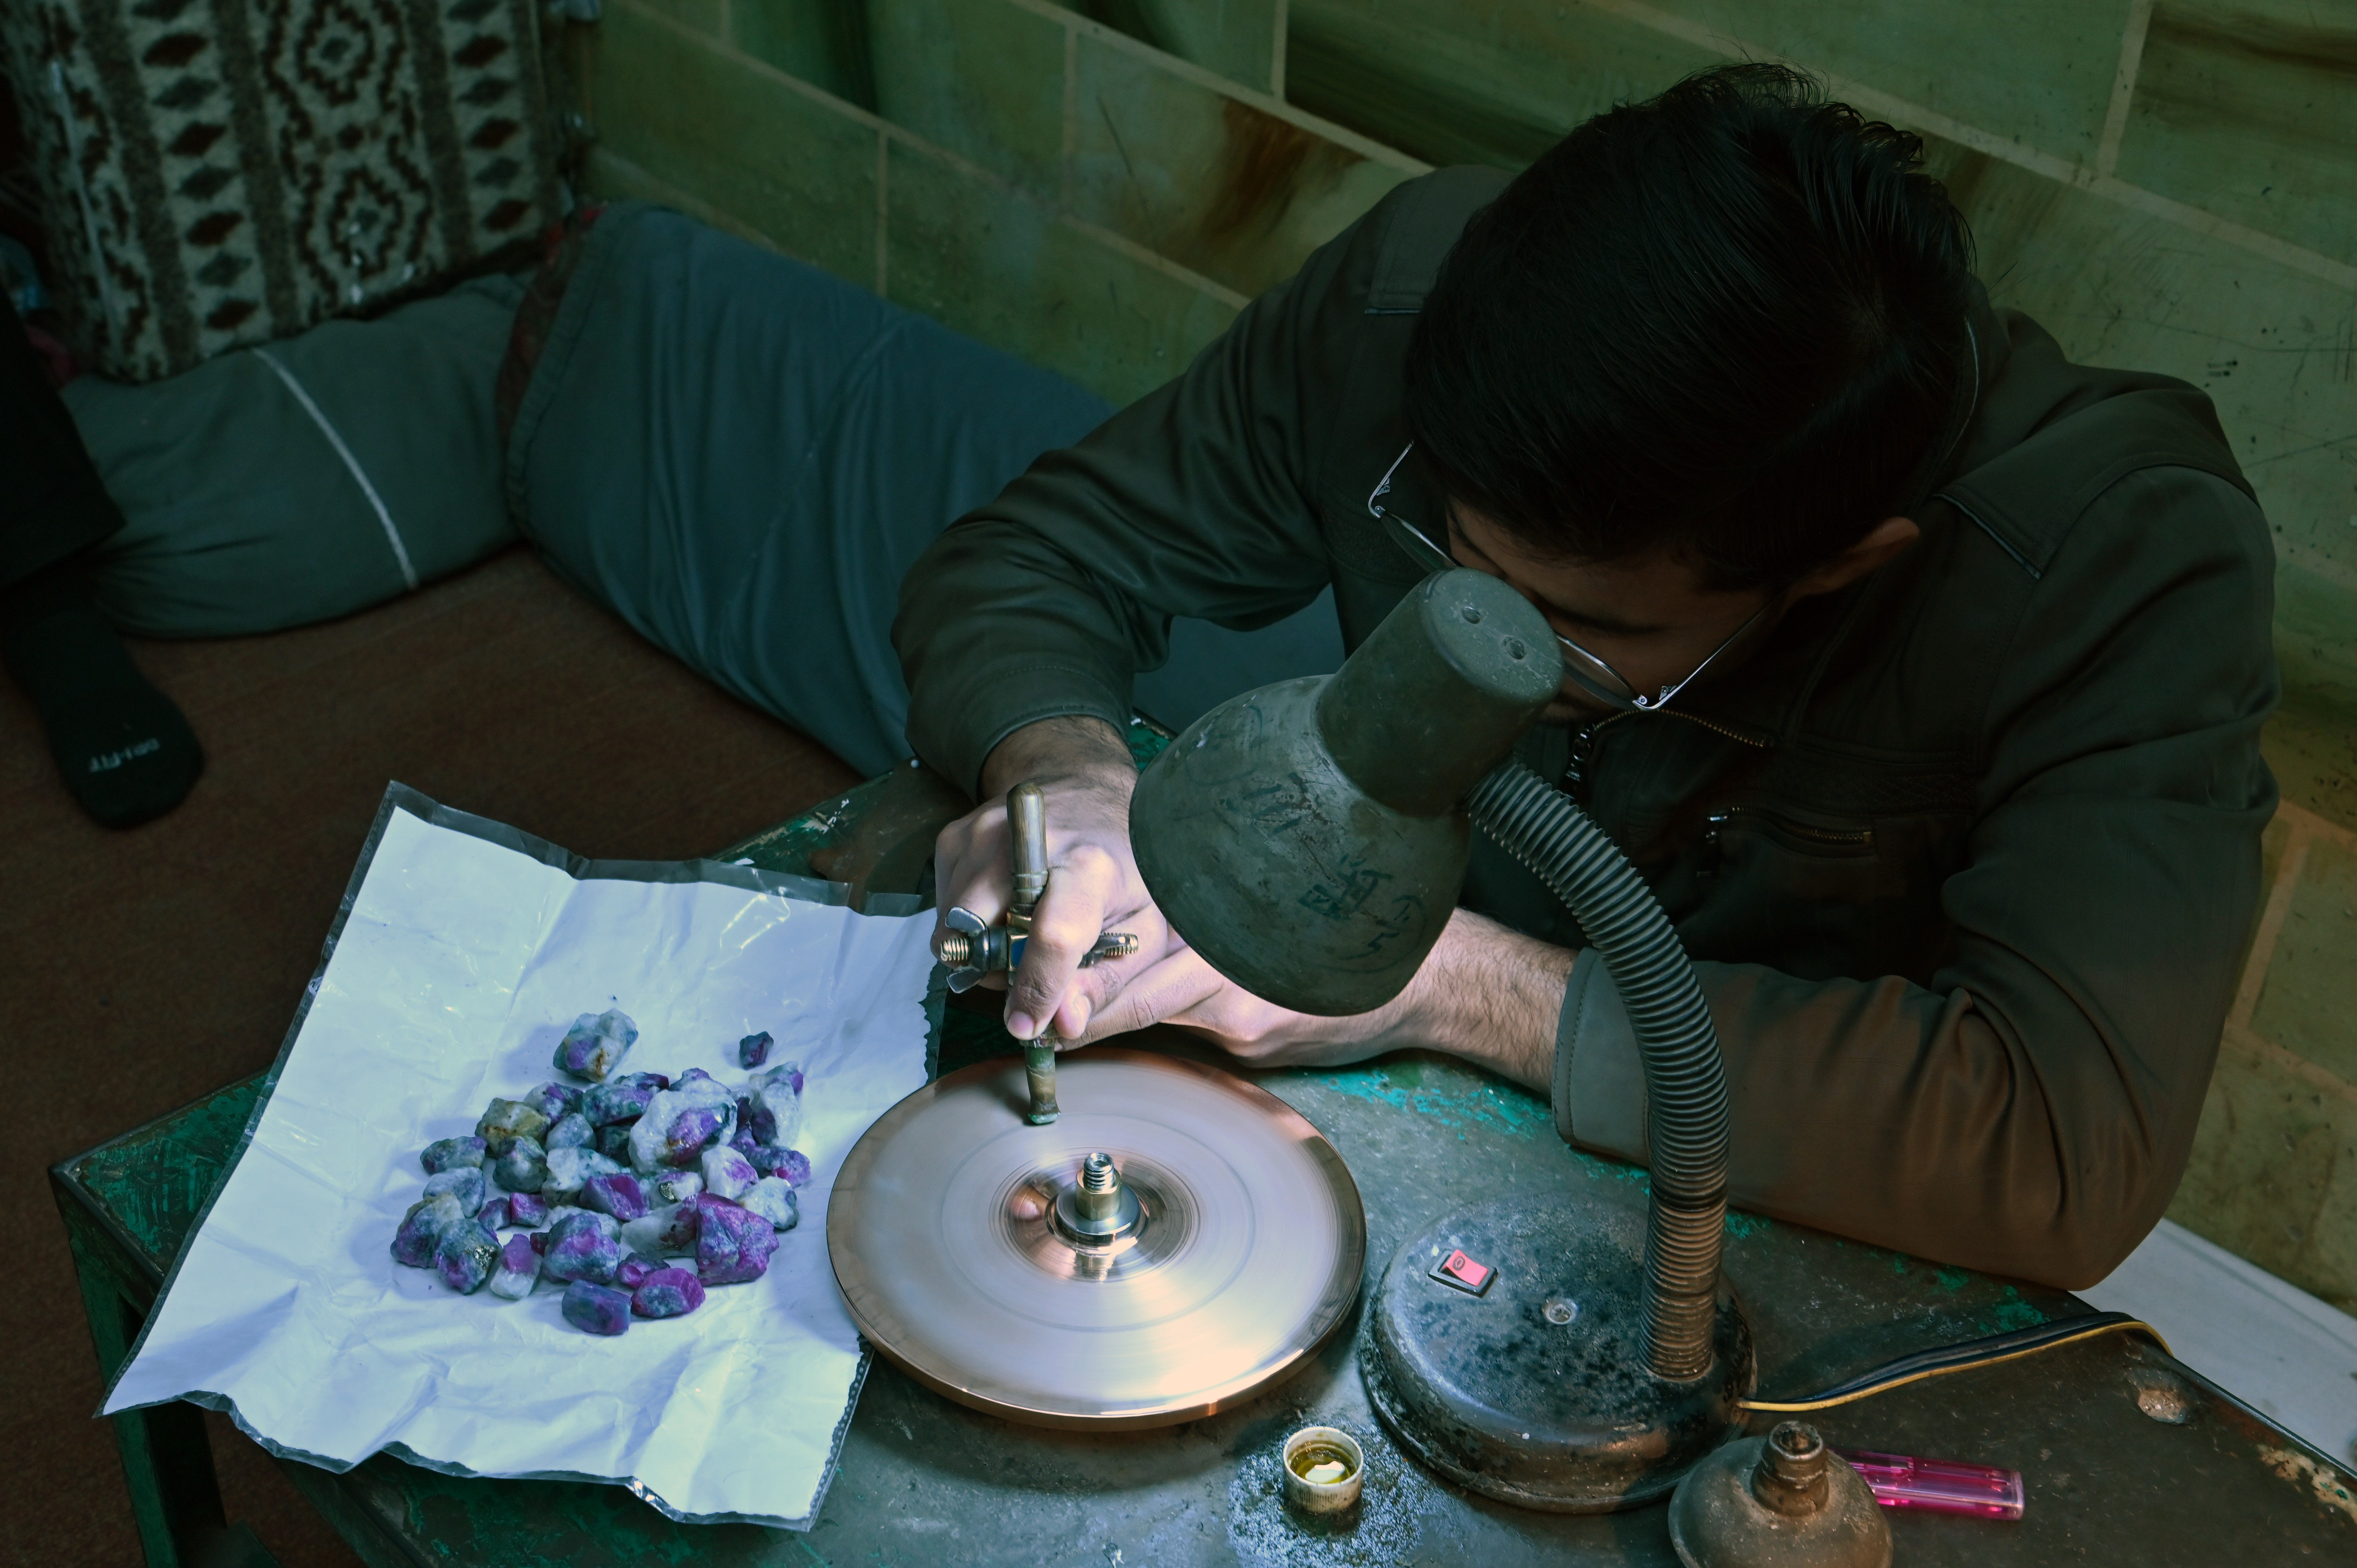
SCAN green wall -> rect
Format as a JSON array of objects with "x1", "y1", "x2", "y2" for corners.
[{"x1": 567, "y1": 0, "x2": 2357, "y2": 1308}]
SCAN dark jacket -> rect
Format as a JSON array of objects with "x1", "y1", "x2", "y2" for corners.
[{"x1": 895, "y1": 168, "x2": 2279, "y2": 1288}]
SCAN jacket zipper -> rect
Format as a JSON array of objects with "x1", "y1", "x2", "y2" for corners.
[
  {"x1": 1699, "y1": 805, "x2": 1874, "y2": 877},
  {"x1": 1565, "y1": 709, "x2": 1770, "y2": 798},
  {"x1": 1705, "y1": 805, "x2": 1873, "y2": 848}
]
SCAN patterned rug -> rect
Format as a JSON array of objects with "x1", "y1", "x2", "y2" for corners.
[{"x1": 1, "y1": 0, "x2": 562, "y2": 381}]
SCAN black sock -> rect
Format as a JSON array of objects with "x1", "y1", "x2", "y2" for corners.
[{"x1": 2, "y1": 554, "x2": 202, "y2": 828}]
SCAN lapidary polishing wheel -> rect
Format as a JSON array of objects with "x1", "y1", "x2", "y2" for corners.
[{"x1": 829, "y1": 1049, "x2": 1366, "y2": 1429}]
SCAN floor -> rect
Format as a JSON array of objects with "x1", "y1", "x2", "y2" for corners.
[{"x1": 2, "y1": 547, "x2": 858, "y2": 1568}]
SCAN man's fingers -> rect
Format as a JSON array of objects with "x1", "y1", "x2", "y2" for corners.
[
  {"x1": 931, "y1": 808, "x2": 1010, "y2": 957},
  {"x1": 1003, "y1": 843, "x2": 1122, "y2": 1038},
  {"x1": 1076, "y1": 949, "x2": 1227, "y2": 1045}
]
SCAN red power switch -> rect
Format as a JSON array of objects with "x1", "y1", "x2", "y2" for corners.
[{"x1": 1430, "y1": 1248, "x2": 1497, "y2": 1296}]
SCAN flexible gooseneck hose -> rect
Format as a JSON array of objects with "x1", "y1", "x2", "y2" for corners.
[{"x1": 1468, "y1": 759, "x2": 1730, "y2": 1382}]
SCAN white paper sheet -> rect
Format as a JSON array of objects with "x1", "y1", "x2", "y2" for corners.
[{"x1": 103, "y1": 797, "x2": 937, "y2": 1527}]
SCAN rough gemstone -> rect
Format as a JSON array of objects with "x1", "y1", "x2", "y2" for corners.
[
  {"x1": 420, "y1": 1135, "x2": 487, "y2": 1175},
  {"x1": 743, "y1": 1177, "x2": 800, "y2": 1231},
  {"x1": 626, "y1": 1081, "x2": 736, "y2": 1174},
  {"x1": 543, "y1": 1146, "x2": 626, "y2": 1204},
  {"x1": 525, "y1": 1081, "x2": 583, "y2": 1122},
  {"x1": 701, "y1": 1146, "x2": 757, "y2": 1202},
  {"x1": 528, "y1": 1231, "x2": 549, "y2": 1256},
  {"x1": 733, "y1": 1102, "x2": 772, "y2": 1149},
  {"x1": 477, "y1": 1197, "x2": 511, "y2": 1232},
  {"x1": 622, "y1": 1203, "x2": 699, "y2": 1258},
  {"x1": 752, "y1": 1065, "x2": 804, "y2": 1148},
  {"x1": 561, "y1": 1280, "x2": 633, "y2": 1335},
  {"x1": 553, "y1": 1008, "x2": 639, "y2": 1082},
  {"x1": 488, "y1": 1236, "x2": 539, "y2": 1300},
  {"x1": 545, "y1": 1112, "x2": 593, "y2": 1151},
  {"x1": 694, "y1": 1195, "x2": 778, "y2": 1285},
  {"x1": 391, "y1": 1194, "x2": 466, "y2": 1268},
  {"x1": 648, "y1": 1171, "x2": 703, "y2": 1206},
  {"x1": 632, "y1": 1268, "x2": 707, "y2": 1319},
  {"x1": 675, "y1": 1067, "x2": 721, "y2": 1091},
  {"x1": 422, "y1": 1165, "x2": 485, "y2": 1214},
  {"x1": 597, "y1": 1123, "x2": 634, "y2": 1162},
  {"x1": 434, "y1": 1220, "x2": 500, "y2": 1293},
  {"x1": 476, "y1": 1099, "x2": 551, "y2": 1155},
  {"x1": 541, "y1": 1211, "x2": 624, "y2": 1286},
  {"x1": 506, "y1": 1191, "x2": 549, "y2": 1227},
  {"x1": 746, "y1": 1146, "x2": 811, "y2": 1187},
  {"x1": 582, "y1": 1172, "x2": 649, "y2": 1222},
  {"x1": 616, "y1": 1252, "x2": 664, "y2": 1289},
  {"x1": 582, "y1": 1072, "x2": 667, "y2": 1127},
  {"x1": 737, "y1": 1030, "x2": 773, "y2": 1068},
  {"x1": 493, "y1": 1136, "x2": 548, "y2": 1195}
]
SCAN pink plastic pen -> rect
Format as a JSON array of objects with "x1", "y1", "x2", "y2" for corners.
[{"x1": 1833, "y1": 1448, "x2": 2027, "y2": 1520}]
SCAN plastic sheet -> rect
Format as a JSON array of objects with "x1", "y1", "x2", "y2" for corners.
[{"x1": 101, "y1": 785, "x2": 938, "y2": 1529}]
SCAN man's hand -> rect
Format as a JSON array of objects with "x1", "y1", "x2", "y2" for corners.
[
  {"x1": 1070, "y1": 909, "x2": 1574, "y2": 1092},
  {"x1": 933, "y1": 715, "x2": 1170, "y2": 1042}
]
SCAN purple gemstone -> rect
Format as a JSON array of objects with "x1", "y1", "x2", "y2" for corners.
[
  {"x1": 488, "y1": 1236, "x2": 539, "y2": 1300},
  {"x1": 582, "y1": 1073, "x2": 666, "y2": 1127},
  {"x1": 582, "y1": 1172, "x2": 648, "y2": 1223},
  {"x1": 553, "y1": 1008, "x2": 639, "y2": 1082},
  {"x1": 675, "y1": 1067, "x2": 720, "y2": 1090},
  {"x1": 529, "y1": 1232, "x2": 548, "y2": 1256},
  {"x1": 507, "y1": 1192, "x2": 549, "y2": 1227},
  {"x1": 616, "y1": 1252, "x2": 663, "y2": 1289},
  {"x1": 694, "y1": 1195, "x2": 779, "y2": 1285},
  {"x1": 701, "y1": 1146, "x2": 757, "y2": 1201},
  {"x1": 663, "y1": 1107, "x2": 725, "y2": 1168},
  {"x1": 477, "y1": 1197, "x2": 511, "y2": 1232},
  {"x1": 540, "y1": 1213, "x2": 623, "y2": 1285},
  {"x1": 420, "y1": 1136, "x2": 487, "y2": 1175},
  {"x1": 632, "y1": 1268, "x2": 707, "y2": 1319},
  {"x1": 434, "y1": 1220, "x2": 500, "y2": 1294},
  {"x1": 737, "y1": 1031, "x2": 773, "y2": 1069},
  {"x1": 738, "y1": 1097, "x2": 778, "y2": 1146},
  {"x1": 392, "y1": 1195, "x2": 466, "y2": 1268},
  {"x1": 526, "y1": 1082, "x2": 583, "y2": 1122},
  {"x1": 561, "y1": 1280, "x2": 633, "y2": 1335},
  {"x1": 746, "y1": 1146, "x2": 811, "y2": 1187}
]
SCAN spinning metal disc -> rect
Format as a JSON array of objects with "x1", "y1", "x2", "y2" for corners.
[{"x1": 829, "y1": 1049, "x2": 1366, "y2": 1428}]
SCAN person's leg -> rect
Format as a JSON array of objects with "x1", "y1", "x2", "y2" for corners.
[
  {"x1": 506, "y1": 205, "x2": 1113, "y2": 779},
  {"x1": 0, "y1": 316, "x2": 202, "y2": 827}
]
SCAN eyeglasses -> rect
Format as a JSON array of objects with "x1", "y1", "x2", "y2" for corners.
[{"x1": 1367, "y1": 443, "x2": 1774, "y2": 714}]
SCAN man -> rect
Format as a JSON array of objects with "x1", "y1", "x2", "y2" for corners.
[{"x1": 897, "y1": 65, "x2": 2276, "y2": 1288}]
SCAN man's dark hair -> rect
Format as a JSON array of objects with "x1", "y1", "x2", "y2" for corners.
[{"x1": 1403, "y1": 64, "x2": 1976, "y2": 591}]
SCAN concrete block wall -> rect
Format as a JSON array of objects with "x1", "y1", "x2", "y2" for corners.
[{"x1": 565, "y1": 0, "x2": 2357, "y2": 1307}]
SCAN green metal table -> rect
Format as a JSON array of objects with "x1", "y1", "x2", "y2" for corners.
[{"x1": 53, "y1": 756, "x2": 2357, "y2": 1566}]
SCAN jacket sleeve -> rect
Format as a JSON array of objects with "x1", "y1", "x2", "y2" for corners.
[
  {"x1": 1555, "y1": 467, "x2": 2279, "y2": 1288},
  {"x1": 892, "y1": 192, "x2": 1394, "y2": 795}
]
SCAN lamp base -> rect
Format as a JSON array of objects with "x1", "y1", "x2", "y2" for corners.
[{"x1": 1364, "y1": 1195, "x2": 1754, "y2": 1512}]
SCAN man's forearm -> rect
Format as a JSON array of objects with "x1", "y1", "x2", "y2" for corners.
[
  {"x1": 1382, "y1": 910, "x2": 1574, "y2": 1093},
  {"x1": 979, "y1": 714, "x2": 1136, "y2": 800}
]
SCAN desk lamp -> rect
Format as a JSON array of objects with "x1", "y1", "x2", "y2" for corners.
[{"x1": 1132, "y1": 568, "x2": 1754, "y2": 1512}]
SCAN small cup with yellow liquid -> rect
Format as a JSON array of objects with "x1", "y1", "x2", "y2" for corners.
[{"x1": 1281, "y1": 1426, "x2": 1364, "y2": 1515}]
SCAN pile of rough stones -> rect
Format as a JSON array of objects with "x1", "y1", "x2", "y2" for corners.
[{"x1": 390, "y1": 1009, "x2": 813, "y2": 1335}]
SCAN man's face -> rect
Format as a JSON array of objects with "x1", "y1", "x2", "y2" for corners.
[{"x1": 1445, "y1": 504, "x2": 1779, "y2": 724}]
